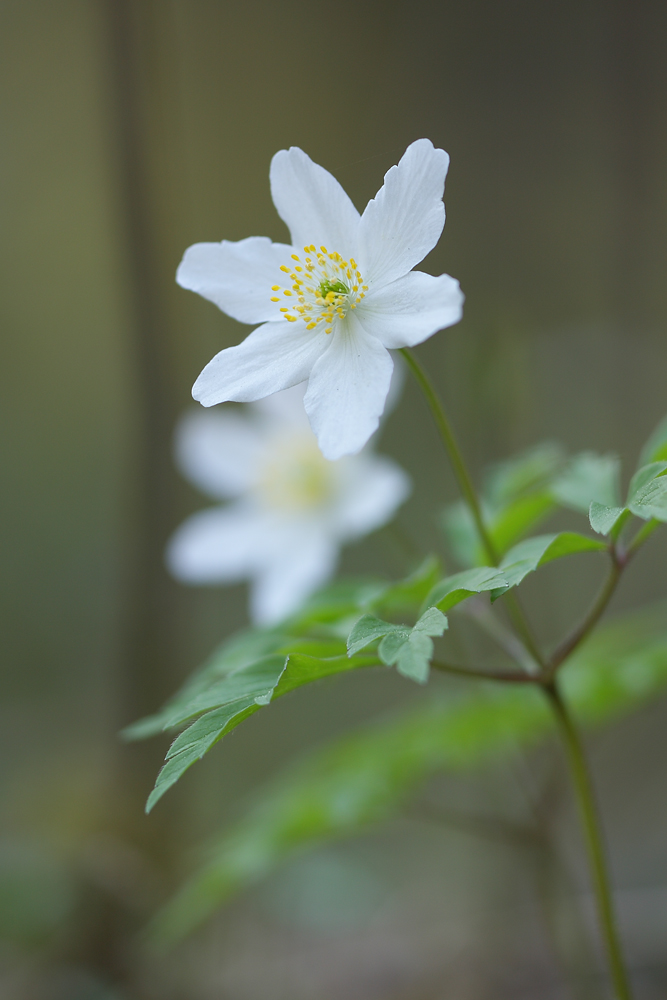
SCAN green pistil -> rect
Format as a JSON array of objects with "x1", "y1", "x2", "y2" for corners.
[{"x1": 318, "y1": 279, "x2": 348, "y2": 299}]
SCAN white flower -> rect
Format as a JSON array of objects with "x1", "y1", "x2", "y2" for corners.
[
  {"x1": 177, "y1": 139, "x2": 463, "y2": 460},
  {"x1": 166, "y1": 384, "x2": 411, "y2": 625}
]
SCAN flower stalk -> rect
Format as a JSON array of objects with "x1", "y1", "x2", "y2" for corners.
[
  {"x1": 400, "y1": 343, "x2": 636, "y2": 998},
  {"x1": 545, "y1": 681, "x2": 632, "y2": 1000}
]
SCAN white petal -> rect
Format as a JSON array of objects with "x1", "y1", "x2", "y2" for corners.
[
  {"x1": 174, "y1": 409, "x2": 264, "y2": 499},
  {"x1": 176, "y1": 237, "x2": 293, "y2": 324},
  {"x1": 166, "y1": 504, "x2": 266, "y2": 584},
  {"x1": 193, "y1": 320, "x2": 328, "y2": 406},
  {"x1": 251, "y1": 525, "x2": 338, "y2": 625},
  {"x1": 333, "y1": 455, "x2": 412, "y2": 539},
  {"x1": 358, "y1": 139, "x2": 450, "y2": 289},
  {"x1": 356, "y1": 270, "x2": 464, "y2": 349},
  {"x1": 270, "y1": 147, "x2": 360, "y2": 260},
  {"x1": 303, "y1": 314, "x2": 394, "y2": 460}
]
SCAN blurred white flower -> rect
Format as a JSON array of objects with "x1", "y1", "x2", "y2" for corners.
[
  {"x1": 167, "y1": 384, "x2": 411, "y2": 625},
  {"x1": 177, "y1": 139, "x2": 463, "y2": 460}
]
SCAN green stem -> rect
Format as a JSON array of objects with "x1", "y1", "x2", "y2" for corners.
[
  {"x1": 545, "y1": 681, "x2": 633, "y2": 1000},
  {"x1": 431, "y1": 659, "x2": 535, "y2": 684},
  {"x1": 546, "y1": 559, "x2": 623, "y2": 680},
  {"x1": 400, "y1": 347, "x2": 544, "y2": 667},
  {"x1": 627, "y1": 517, "x2": 660, "y2": 557},
  {"x1": 547, "y1": 517, "x2": 661, "y2": 681},
  {"x1": 399, "y1": 348, "x2": 497, "y2": 563}
]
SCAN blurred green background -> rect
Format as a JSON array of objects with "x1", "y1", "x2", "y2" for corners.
[{"x1": 1, "y1": 1, "x2": 666, "y2": 997}]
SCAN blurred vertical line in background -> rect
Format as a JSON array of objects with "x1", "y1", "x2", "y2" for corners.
[
  {"x1": 608, "y1": 0, "x2": 667, "y2": 331},
  {"x1": 103, "y1": 0, "x2": 181, "y2": 845}
]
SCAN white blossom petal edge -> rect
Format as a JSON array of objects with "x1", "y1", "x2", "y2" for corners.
[
  {"x1": 178, "y1": 139, "x2": 464, "y2": 460},
  {"x1": 167, "y1": 385, "x2": 411, "y2": 625}
]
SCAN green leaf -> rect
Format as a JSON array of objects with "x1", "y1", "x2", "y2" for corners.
[
  {"x1": 145, "y1": 648, "x2": 381, "y2": 812},
  {"x1": 551, "y1": 452, "x2": 620, "y2": 513},
  {"x1": 441, "y1": 445, "x2": 566, "y2": 567},
  {"x1": 348, "y1": 608, "x2": 448, "y2": 684},
  {"x1": 628, "y1": 475, "x2": 667, "y2": 522},
  {"x1": 283, "y1": 578, "x2": 387, "y2": 636},
  {"x1": 491, "y1": 532, "x2": 606, "y2": 599},
  {"x1": 484, "y1": 442, "x2": 565, "y2": 505},
  {"x1": 442, "y1": 492, "x2": 554, "y2": 568},
  {"x1": 121, "y1": 631, "x2": 290, "y2": 740},
  {"x1": 440, "y1": 502, "x2": 481, "y2": 567},
  {"x1": 378, "y1": 607, "x2": 448, "y2": 684},
  {"x1": 488, "y1": 492, "x2": 556, "y2": 556},
  {"x1": 589, "y1": 502, "x2": 626, "y2": 536},
  {"x1": 151, "y1": 604, "x2": 667, "y2": 941},
  {"x1": 146, "y1": 698, "x2": 261, "y2": 813},
  {"x1": 346, "y1": 615, "x2": 406, "y2": 656},
  {"x1": 626, "y1": 462, "x2": 667, "y2": 506},
  {"x1": 638, "y1": 414, "x2": 667, "y2": 466},
  {"x1": 370, "y1": 556, "x2": 441, "y2": 617},
  {"x1": 150, "y1": 685, "x2": 550, "y2": 941},
  {"x1": 424, "y1": 567, "x2": 508, "y2": 613},
  {"x1": 161, "y1": 655, "x2": 288, "y2": 728}
]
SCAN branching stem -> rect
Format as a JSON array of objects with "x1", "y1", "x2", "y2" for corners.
[
  {"x1": 430, "y1": 659, "x2": 535, "y2": 684},
  {"x1": 544, "y1": 681, "x2": 633, "y2": 1000}
]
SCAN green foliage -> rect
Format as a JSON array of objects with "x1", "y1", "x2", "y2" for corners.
[
  {"x1": 638, "y1": 414, "x2": 667, "y2": 466},
  {"x1": 627, "y1": 461, "x2": 667, "y2": 503},
  {"x1": 370, "y1": 556, "x2": 441, "y2": 618},
  {"x1": 491, "y1": 532, "x2": 606, "y2": 599},
  {"x1": 143, "y1": 647, "x2": 381, "y2": 813},
  {"x1": 152, "y1": 603, "x2": 667, "y2": 943},
  {"x1": 628, "y1": 471, "x2": 667, "y2": 522},
  {"x1": 550, "y1": 452, "x2": 620, "y2": 513},
  {"x1": 588, "y1": 502, "x2": 626, "y2": 536},
  {"x1": 424, "y1": 566, "x2": 507, "y2": 612},
  {"x1": 442, "y1": 445, "x2": 621, "y2": 569},
  {"x1": 442, "y1": 443, "x2": 563, "y2": 566},
  {"x1": 587, "y1": 460, "x2": 667, "y2": 535},
  {"x1": 348, "y1": 606, "x2": 448, "y2": 684},
  {"x1": 125, "y1": 565, "x2": 452, "y2": 812}
]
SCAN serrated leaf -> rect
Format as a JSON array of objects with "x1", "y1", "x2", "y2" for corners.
[
  {"x1": 121, "y1": 632, "x2": 288, "y2": 740},
  {"x1": 152, "y1": 604, "x2": 667, "y2": 941},
  {"x1": 589, "y1": 502, "x2": 626, "y2": 536},
  {"x1": 424, "y1": 567, "x2": 508, "y2": 613},
  {"x1": 162, "y1": 655, "x2": 287, "y2": 728},
  {"x1": 628, "y1": 475, "x2": 667, "y2": 522},
  {"x1": 638, "y1": 414, "x2": 667, "y2": 466},
  {"x1": 491, "y1": 532, "x2": 606, "y2": 599},
  {"x1": 347, "y1": 615, "x2": 406, "y2": 656},
  {"x1": 377, "y1": 607, "x2": 448, "y2": 684},
  {"x1": 145, "y1": 649, "x2": 381, "y2": 812},
  {"x1": 122, "y1": 632, "x2": 346, "y2": 741},
  {"x1": 150, "y1": 685, "x2": 549, "y2": 940},
  {"x1": 551, "y1": 452, "x2": 620, "y2": 513},
  {"x1": 146, "y1": 698, "x2": 261, "y2": 812}
]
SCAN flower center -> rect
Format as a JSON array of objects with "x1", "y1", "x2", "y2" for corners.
[
  {"x1": 270, "y1": 245, "x2": 368, "y2": 334},
  {"x1": 258, "y1": 436, "x2": 334, "y2": 510}
]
